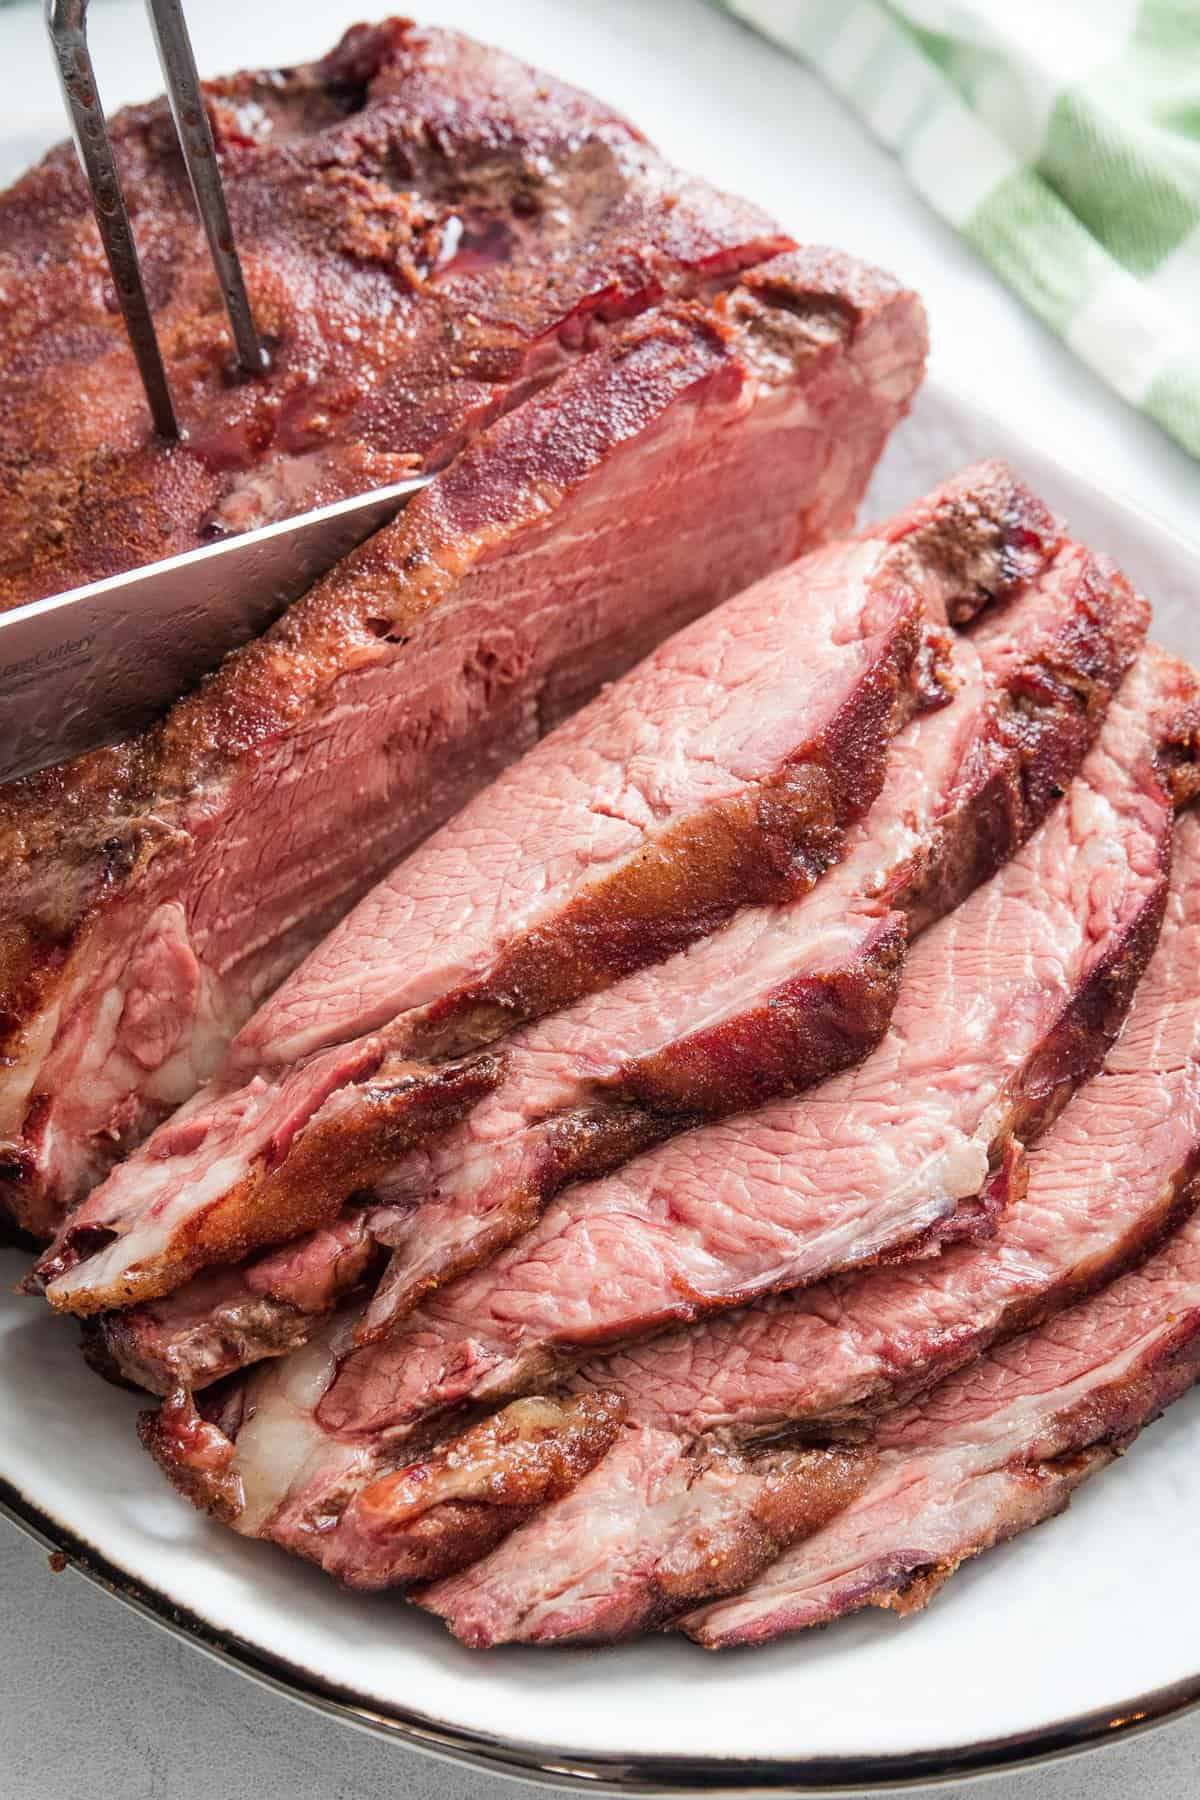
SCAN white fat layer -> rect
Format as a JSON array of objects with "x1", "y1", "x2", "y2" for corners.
[{"x1": 231, "y1": 1332, "x2": 343, "y2": 1535}]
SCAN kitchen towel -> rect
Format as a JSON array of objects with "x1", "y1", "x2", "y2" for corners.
[{"x1": 715, "y1": 0, "x2": 1200, "y2": 458}]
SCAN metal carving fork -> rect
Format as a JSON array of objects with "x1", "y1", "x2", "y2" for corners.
[
  {"x1": 0, "y1": 6, "x2": 427, "y2": 780},
  {"x1": 45, "y1": 0, "x2": 267, "y2": 437}
]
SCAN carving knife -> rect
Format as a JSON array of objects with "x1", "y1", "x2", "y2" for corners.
[{"x1": 0, "y1": 477, "x2": 430, "y2": 782}]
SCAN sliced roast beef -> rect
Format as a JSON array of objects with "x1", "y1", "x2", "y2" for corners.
[
  {"x1": 141, "y1": 1383, "x2": 630, "y2": 1578},
  {"x1": 356, "y1": 519, "x2": 1141, "y2": 1340},
  {"x1": 418, "y1": 1432, "x2": 871, "y2": 1640},
  {"x1": 309, "y1": 1392, "x2": 630, "y2": 1590},
  {"x1": 4, "y1": 245, "x2": 927, "y2": 1242},
  {"x1": 140, "y1": 1342, "x2": 870, "y2": 1601},
  {"x1": 591, "y1": 738, "x2": 1200, "y2": 1443},
  {"x1": 415, "y1": 703, "x2": 1200, "y2": 1644},
  {"x1": 138, "y1": 646, "x2": 1176, "y2": 1568},
  {"x1": 104, "y1": 464, "x2": 1146, "y2": 1393},
  {"x1": 685, "y1": 1144, "x2": 1200, "y2": 1646},
  {"x1": 36, "y1": 463, "x2": 940, "y2": 1316},
  {"x1": 307, "y1": 651, "x2": 1168, "y2": 1445},
  {"x1": 0, "y1": 19, "x2": 795, "y2": 611}
]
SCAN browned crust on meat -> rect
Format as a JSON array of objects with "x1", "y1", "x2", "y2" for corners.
[
  {"x1": 687, "y1": 1446, "x2": 1111, "y2": 1648},
  {"x1": 871, "y1": 1139, "x2": 1025, "y2": 1274},
  {"x1": 355, "y1": 478, "x2": 1140, "y2": 1328},
  {"x1": 995, "y1": 1166, "x2": 1200, "y2": 1368},
  {"x1": 872, "y1": 1446, "x2": 1116, "y2": 1622},
  {"x1": 897, "y1": 554, "x2": 1149, "y2": 934},
  {"x1": 347, "y1": 888, "x2": 1168, "y2": 1388},
  {"x1": 1007, "y1": 865, "x2": 1170, "y2": 1148},
  {"x1": 0, "y1": 314, "x2": 734, "y2": 1140},
  {"x1": 43, "y1": 1052, "x2": 501, "y2": 1314},
  {"x1": 611, "y1": 913, "x2": 907, "y2": 1120},
  {"x1": 311, "y1": 496, "x2": 1151, "y2": 1348},
  {"x1": 619, "y1": 1445, "x2": 874, "y2": 1640},
  {"x1": 377, "y1": 765, "x2": 1178, "y2": 1408},
  {"x1": 405, "y1": 606, "x2": 926, "y2": 1060},
  {"x1": 851, "y1": 1300, "x2": 1200, "y2": 1628},
  {"x1": 431, "y1": 919, "x2": 906, "y2": 1272},
  {"x1": 0, "y1": 315, "x2": 739, "y2": 1237},
  {"x1": 370, "y1": 1106, "x2": 687, "y2": 1333},
  {"x1": 1040, "y1": 1302, "x2": 1200, "y2": 1455},
  {"x1": 78, "y1": 1317, "x2": 156, "y2": 1393},
  {"x1": 83, "y1": 470, "x2": 1121, "y2": 1367},
  {"x1": 0, "y1": 317, "x2": 735, "y2": 852},
  {"x1": 419, "y1": 1440, "x2": 876, "y2": 1646},
  {"x1": 103, "y1": 1294, "x2": 315, "y2": 1397},
  {"x1": 796, "y1": 1170, "x2": 1200, "y2": 1442},
  {"x1": 1157, "y1": 665, "x2": 1200, "y2": 808},
  {"x1": 96, "y1": 1214, "x2": 381, "y2": 1394},
  {"x1": 860, "y1": 827, "x2": 1171, "y2": 1283},
  {"x1": 137, "y1": 1388, "x2": 243, "y2": 1522},
  {"x1": 39, "y1": 471, "x2": 928, "y2": 1301},
  {"x1": 0, "y1": 18, "x2": 793, "y2": 614},
  {"x1": 317, "y1": 1392, "x2": 627, "y2": 1588},
  {"x1": 0, "y1": 247, "x2": 918, "y2": 863},
  {"x1": 368, "y1": 518, "x2": 1147, "y2": 1324},
  {"x1": 628, "y1": 857, "x2": 1164, "y2": 1325},
  {"x1": 358, "y1": 1499, "x2": 535, "y2": 1585},
  {"x1": 884, "y1": 459, "x2": 1062, "y2": 626}
]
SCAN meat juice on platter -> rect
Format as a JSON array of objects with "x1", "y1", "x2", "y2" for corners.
[{"x1": 3, "y1": 14, "x2": 1200, "y2": 1676}]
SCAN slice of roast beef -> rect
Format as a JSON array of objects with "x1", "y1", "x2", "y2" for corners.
[
  {"x1": 685, "y1": 1140, "x2": 1200, "y2": 1646},
  {"x1": 295, "y1": 1391, "x2": 635, "y2": 1588},
  {"x1": 138, "y1": 646, "x2": 1177, "y2": 1567},
  {"x1": 102, "y1": 485, "x2": 1147, "y2": 1393},
  {"x1": 416, "y1": 696, "x2": 1200, "y2": 1645},
  {"x1": 36, "y1": 460, "x2": 940, "y2": 1317},
  {"x1": 308, "y1": 651, "x2": 1170, "y2": 1446},
  {"x1": 4, "y1": 246, "x2": 926, "y2": 1243},
  {"x1": 94, "y1": 1212, "x2": 384, "y2": 1394},
  {"x1": 0, "y1": 19, "x2": 795, "y2": 611},
  {"x1": 416, "y1": 1432, "x2": 871, "y2": 1638}
]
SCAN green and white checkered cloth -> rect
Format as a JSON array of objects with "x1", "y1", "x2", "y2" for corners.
[{"x1": 716, "y1": 0, "x2": 1200, "y2": 458}]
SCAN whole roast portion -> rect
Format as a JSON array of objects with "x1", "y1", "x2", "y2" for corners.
[{"x1": 5, "y1": 19, "x2": 1200, "y2": 1659}]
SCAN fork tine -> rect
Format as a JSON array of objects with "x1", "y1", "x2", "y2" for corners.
[
  {"x1": 144, "y1": 0, "x2": 267, "y2": 377},
  {"x1": 44, "y1": 0, "x2": 180, "y2": 439}
]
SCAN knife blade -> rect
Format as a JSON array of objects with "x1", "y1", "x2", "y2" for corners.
[{"x1": 0, "y1": 475, "x2": 431, "y2": 783}]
